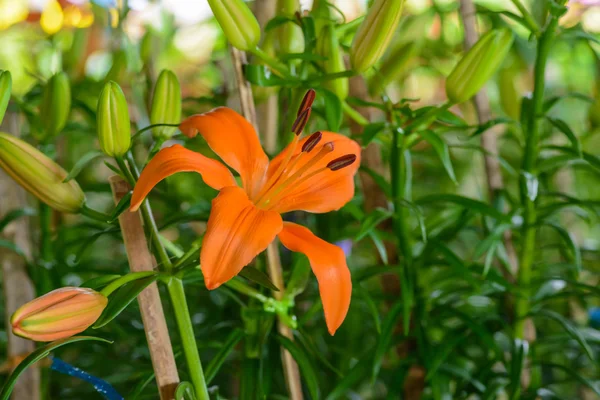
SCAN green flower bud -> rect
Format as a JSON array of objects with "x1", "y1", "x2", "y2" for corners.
[
  {"x1": 40, "y1": 72, "x2": 71, "y2": 138},
  {"x1": 0, "y1": 133, "x2": 85, "y2": 213},
  {"x1": 498, "y1": 66, "x2": 521, "y2": 120},
  {"x1": 446, "y1": 28, "x2": 514, "y2": 104},
  {"x1": 350, "y1": 0, "x2": 405, "y2": 73},
  {"x1": 97, "y1": 81, "x2": 131, "y2": 157},
  {"x1": 369, "y1": 42, "x2": 419, "y2": 94},
  {"x1": 0, "y1": 70, "x2": 12, "y2": 126},
  {"x1": 317, "y1": 24, "x2": 348, "y2": 100},
  {"x1": 276, "y1": 0, "x2": 304, "y2": 55},
  {"x1": 150, "y1": 70, "x2": 181, "y2": 139},
  {"x1": 207, "y1": 0, "x2": 260, "y2": 51}
]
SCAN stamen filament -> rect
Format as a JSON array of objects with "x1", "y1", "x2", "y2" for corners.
[
  {"x1": 265, "y1": 167, "x2": 328, "y2": 211},
  {"x1": 253, "y1": 135, "x2": 299, "y2": 202},
  {"x1": 258, "y1": 143, "x2": 334, "y2": 208}
]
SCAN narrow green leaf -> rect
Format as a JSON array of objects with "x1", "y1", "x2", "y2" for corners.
[
  {"x1": 547, "y1": 118, "x2": 581, "y2": 157},
  {"x1": 93, "y1": 275, "x2": 158, "y2": 328},
  {"x1": 417, "y1": 194, "x2": 509, "y2": 222},
  {"x1": 543, "y1": 92, "x2": 594, "y2": 113},
  {"x1": 425, "y1": 331, "x2": 469, "y2": 380},
  {"x1": 532, "y1": 309, "x2": 594, "y2": 362},
  {"x1": 276, "y1": 334, "x2": 320, "y2": 400},
  {"x1": 355, "y1": 286, "x2": 381, "y2": 334},
  {"x1": 544, "y1": 222, "x2": 582, "y2": 274},
  {"x1": 0, "y1": 208, "x2": 36, "y2": 232},
  {"x1": 244, "y1": 65, "x2": 290, "y2": 87},
  {"x1": 205, "y1": 329, "x2": 244, "y2": 384},
  {"x1": 361, "y1": 122, "x2": 387, "y2": 146},
  {"x1": 239, "y1": 266, "x2": 279, "y2": 291},
  {"x1": 474, "y1": 223, "x2": 511, "y2": 259},
  {"x1": 325, "y1": 361, "x2": 368, "y2": 400},
  {"x1": 0, "y1": 336, "x2": 112, "y2": 400},
  {"x1": 352, "y1": 265, "x2": 399, "y2": 283},
  {"x1": 320, "y1": 88, "x2": 343, "y2": 131},
  {"x1": 355, "y1": 208, "x2": 393, "y2": 242},
  {"x1": 0, "y1": 239, "x2": 25, "y2": 257},
  {"x1": 80, "y1": 275, "x2": 121, "y2": 290},
  {"x1": 63, "y1": 150, "x2": 104, "y2": 182},
  {"x1": 110, "y1": 191, "x2": 132, "y2": 222},
  {"x1": 534, "y1": 363, "x2": 600, "y2": 396},
  {"x1": 360, "y1": 166, "x2": 391, "y2": 198},
  {"x1": 372, "y1": 300, "x2": 403, "y2": 380},
  {"x1": 368, "y1": 230, "x2": 389, "y2": 265}
]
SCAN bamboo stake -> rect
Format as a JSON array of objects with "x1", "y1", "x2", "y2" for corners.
[
  {"x1": 230, "y1": 46, "x2": 304, "y2": 400},
  {"x1": 110, "y1": 176, "x2": 180, "y2": 400},
  {"x1": 0, "y1": 112, "x2": 40, "y2": 400}
]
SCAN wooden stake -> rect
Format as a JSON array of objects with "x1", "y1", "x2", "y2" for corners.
[
  {"x1": 230, "y1": 46, "x2": 305, "y2": 400},
  {"x1": 110, "y1": 176, "x2": 180, "y2": 400}
]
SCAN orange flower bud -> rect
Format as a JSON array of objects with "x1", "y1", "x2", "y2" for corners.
[{"x1": 11, "y1": 287, "x2": 107, "y2": 342}]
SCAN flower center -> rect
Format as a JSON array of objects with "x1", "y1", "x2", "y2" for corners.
[{"x1": 253, "y1": 90, "x2": 357, "y2": 211}]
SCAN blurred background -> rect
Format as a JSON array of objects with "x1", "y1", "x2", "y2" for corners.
[{"x1": 0, "y1": 0, "x2": 599, "y2": 399}]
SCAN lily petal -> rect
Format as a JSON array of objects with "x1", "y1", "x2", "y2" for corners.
[
  {"x1": 268, "y1": 131, "x2": 360, "y2": 213},
  {"x1": 130, "y1": 144, "x2": 236, "y2": 211},
  {"x1": 277, "y1": 222, "x2": 351, "y2": 335},
  {"x1": 201, "y1": 186, "x2": 282, "y2": 290},
  {"x1": 179, "y1": 107, "x2": 269, "y2": 199}
]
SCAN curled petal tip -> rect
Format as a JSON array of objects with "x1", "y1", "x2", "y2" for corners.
[{"x1": 204, "y1": 279, "x2": 221, "y2": 290}]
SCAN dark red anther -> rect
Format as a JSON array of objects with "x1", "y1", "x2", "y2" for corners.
[
  {"x1": 327, "y1": 154, "x2": 357, "y2": 171},
  {"x1": 291, "y1": 107, "x2": 311, "y2": 135},
  {"x1": 297, "y1": 89, "x2": 316, "y2": 117},
  {"x1": 302, "y1": 131, "x2": 323, "y2": 153}
]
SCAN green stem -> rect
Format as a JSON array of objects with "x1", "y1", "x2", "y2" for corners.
[
  {"x1": 167, "y1": 278, "x2": 210, "y2": 400},
  {"x1": 249, "y1": 47, "x2": 292, "y2": 78},
  {"x1": 100, "y1": 271, "x2": 157, "y2": 297},
  {"x1": 132, "y1": 123, "x2": 180, "y2": 141},
  {"x1": 510, "y1": 0, "x2": 541, "y2": 37},
  {"x1": 515, "y1": 6, "x2": 563, "y2": 339},
  {"x1": 116, "y1": 153, "x2": 210, "y2": 399},
  {"x1": 173, "y1": 238, "x2": 202, "y2": 269},
  {"x1": 81, "y1": 204, "x2": 112, "y2": 223},
  {"x1": 342, "y1": 101, "x2": 369, "y2": 126}
]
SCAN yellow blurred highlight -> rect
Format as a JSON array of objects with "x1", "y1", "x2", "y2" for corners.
[
  {"x1": 41, "y1": 0, "x2": 64, "y2": 35},
  {"x1": 63, "y1": 5, "x2": 94, "y2": 29},
  {"x1": 0, "y1": 0, "x2": 28, "y2": 31},
  {"x1": 109, "y1": 8, "x2": 119, "y2": 28}
]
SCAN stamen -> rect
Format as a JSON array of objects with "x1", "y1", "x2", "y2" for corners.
[
  {"x1": 257, "y1": 142, "x2": 334, "y2": 208},
  {"x1": 327, "y1": 154, "x2": 357, "y2": 171},
  {"x1": 291, "y1": 107, "x2": 311, "y2": 136},
  {"x1": 301, "y1": 131, "x2": 322, "y2": 153},
  {"x1": 297, "y1": 89, "x2": 316, "y2": 116}
]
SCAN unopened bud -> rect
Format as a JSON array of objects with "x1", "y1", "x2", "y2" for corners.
[
  {"x1": 350, "y1": 0, "x2": 405, "y2": 73},
  {"x1": 11, "y1": 287, "x2": 107, "y2": 342},
  {"x1": 40, "y1": 72, "x2": 71, "y2": 138},
  {"x1": 207, "y1": 0, "x2": 261, "y2": 51},
  {"x1": 0, "y1": 133, "x2": 85, "y2": 213},
  {"x1": 317, "y1": 24, "x2": 349, "y2": 100},
  {"x1": 150, "y1": 70, "x2": 181, "y2": 139},
  {"x1": 446, "y1": 28, "x2": 514, "y2": 104},
  {"x1": 97, "y1": 81, "x2": 131, "y2": 157}
]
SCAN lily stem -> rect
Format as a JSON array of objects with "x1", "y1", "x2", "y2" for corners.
[
  {"x1": 249, "y1": 46, "x2": 292, "y2": 78},
  {"x1": 515, "y1": 5, "x2": 562, "y2": 340},
  {"x1": 115, "y1": 152, "x2": 210, "y2": 400}
]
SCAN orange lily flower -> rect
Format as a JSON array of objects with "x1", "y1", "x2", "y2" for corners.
[{"x1": 130, "y1": 91, "x2": 360, "y2": 335}]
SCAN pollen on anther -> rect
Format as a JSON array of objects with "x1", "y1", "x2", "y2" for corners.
[
  {"x1": 302, "y1": 131, "x2": 322, "y2": 153},
  {"x1": 327, "y1": 154, "x2": 357, "y2": 171}
]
